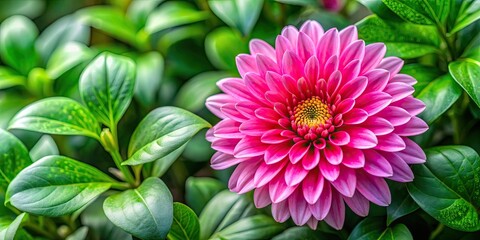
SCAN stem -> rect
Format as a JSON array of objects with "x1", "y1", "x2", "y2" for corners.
[
  {"x1": 110, "y1": 149, "x2": 136, "y2": 186},
  {"x1": 429, "y1": 223, "x2": 444, "y2": 240},
  {"x1": 25, "y1": 222, "x2": 61, "y2": 240}
]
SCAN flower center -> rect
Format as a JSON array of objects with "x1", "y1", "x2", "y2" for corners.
[{"x1": 293, "y1": 96, "x2": 331, "y2": 128}]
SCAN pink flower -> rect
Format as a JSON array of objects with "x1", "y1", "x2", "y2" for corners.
[
  {"x1": 205, "y1": 21, "x2": 428, "y2": 230},
  {"x1": 321, "y1": 0, "x2": 345, "y2": 12}
]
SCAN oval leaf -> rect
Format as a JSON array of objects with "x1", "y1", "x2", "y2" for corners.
[
  {"x1": 386, "y1": 183, "x2": 419, "y2": 225},
  {"x1": 144, "y1": 1, "x2": 208, "y2": 34},
  {"x1": 103, "y1": 177, "x2": 173, "y2": 240},
  {"x1": 168, "y1": 203, "x2": 200, "y2": 240},
  {"x1": 79, "y1": 52, "x2": 136, "y2": 127},
  {"x1": 449, "y1": 58, "x2": 480, "y2": 108},
  {"x1": 212, "y1": 215, "x2": 284, "y2": 240},
  {"x1": 407, "y1": 146, "x2": 480, "y2": 231},
  {"x1": 6, "y1": 155, "x2": 116, "y2": 216},
  {"x1": 46, "y1": 42, "x2": 94, "y2": 79},
  {"x1": 124, "y1": 106, "x2": 211, "y2": 166},
  {"x1": 0, "y1": 129, "x2": 31, "y2": 190},
  {"x1": 0, "y1": 66, "x2": 25, "y2": 90},
  {"x1": 348, "y1": 217, "x2": 413, "y2": 240},
  {"x1": 272, "y1": 226, "x2": 339, "y2": 240},
  {"x1": 208, "y1": 0, "x2": 263, "y2": 36},
  {"x1": 9, "y1": 97, "x2": 100, "y2": 139},
  {"x1": 0, "y1": 213, "x2": 28, "y2": 240},
  {"x1": 134, "y1": 52, "x2": 164, "y2": 107},
  {"x1": 205, "y1": 27, "x2": 248, "y2": 71},
  {"x1": 185, "y1": 177, "x2": 225, "y2": 215},
  {"x1": 29, "y1": 135, "x2": 59, "y2": 162}
]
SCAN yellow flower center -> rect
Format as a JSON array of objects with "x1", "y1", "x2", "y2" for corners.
[{"x1": 294, "y1": 96, "x2": 331, "y2": 128}]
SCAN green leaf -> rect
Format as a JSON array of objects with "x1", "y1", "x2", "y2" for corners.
[
  {"x1": 357, "y1": 15, "x2": 440, "y2": 59},
  {"x1": 205, "y1": 27, "x2": 248, "y2": 70},
  {"x1": 0, "y1": 67, "x2": 25, "y2": 89},
  {"x1": 275, "y1": 0, "x2": 317, "y2": 6},
  {"x1": 400, "y1": 64, "x2": 442, "y2": 94},
  {"x1": 272, "y1": 226, "x2": 338, "y2": 240},
  {"x1": 212, "y1": 215, "x2": 284, "y2": 240},
  {"x1": 66, "y1": 227, "x2": 88, "y2": 240},
  {"x1": 124, "y1": 106, "x2": 210, "y2": 166},
  {"x1": 9, "y1": 97, "x2": 100, "y2": 139},
  {"x1": 208, "y1": 0, "x2": 264, "y2": 36},
  {"x1": 104, "y1": 177, "x2": 173, "y2": 240},
  {"x1": 0, "y1": 213, "x2": 28, "y2": 240},
  {"x1": 450, "y1": 1, "x2": 480, "y2": 34},
  {"x1": 182, "y1": 129, "x2": 215, "y2": 163},
  {"x1": 407, "y1": 146, "x2": 480, "y2": 231},
  {"x1": 0, "y1": 94, "x2": 32, "y2": 129},
  {"x1": 0, "y1": 0, "x2": 45, "y2": 21},
  {"x1": 185, "y1": 177, "x2": 225, "y2": 215},
  {"x1": 348, "y1": 217, "x2": 413, "y2": 240},
  {"x1": 29, "y1": 135, "x2": 59, "y2": 162},
  {"x1": 0, "y1": 129, "x2": 32, "y2": 190},
  {"x1": 168, "y1": 203, "x2": 200, "y2": 240},
  {"x1": 36, "y1": 15, "x2": 90, "y2": 64},
  {"x1": 386, "y1": 183, "x2": 419, "y2": 225},
  {"x1": 382, "y1": 0, "x2": 451, "y2": 25},
  {"x1": 449, "y1": 59, "x2": 480, "y2": 108},
  {"x1": 6, "y1": 155, "x2": 116, "y2": 216},
  {"x1": 199, "y1": 190, "x2": 256, "y2": 240},
  {"x1": 80, "y1": 52, "x2": 136, "y2": 127},
  {"x1": 126, "y1": 0, "x2": 164, "y2": 29},
  {"x1": 134, "y1": 52, "x2": 164, "y2": 107},
  {"x1": 46, "y1": 42, "x2": 94, "y2": 79},
  {"x1": 0, "y1": 15, "x2": 38, "y2": 75},
  {"x1": 417, "y1": 74, "x2": 462, "y2": 124},
  {"x1": 144, "y1": 1, "x2": 208, "y2": 35},
  {"x1": 77, "y1": 6, "x2": 138, "y2": 47},
  {"x1": 358, "y1": 0, "x2": 403, "y2": 21}
]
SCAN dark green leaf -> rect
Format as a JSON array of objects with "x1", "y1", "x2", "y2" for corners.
[
  {"x1": 451, "y1": 1, "x2": 480, "y2": 34},
  {"x1": 358, "y1": 0, "x2": 403, "y2": 21},
  {"x1": 46, "y1": 42, "x2": 94, "y2": 79},
  {"x1": 400, "y1": 64, "x2": 442, "y2": 94},
  {"x1": 174, "y1": 71, "x2": 230, "y2": 112},
  {"x1": 417, "y1": 74, "x2": 462, "y2": 124},
  {"x1": 9, "y1": 97, "x2": 100, "y2": 139},
  {"x1": 357, "y1": 15, "x2": 440, "y2": 58},
  {"x1": 449, "y1": 58, "x2": 480, "y2": 108},
  {"x1": 6, "y1": 155, "x2": 116, "y2": 216},
  {"x1": 168, "y1": 203, "x2": 200, "y2": 240},
  {"x1": 0, "y1": 67, "x2": 25, "y2": 89},
  {"x1": 0, "y1": 0, "x2": 44, "y2": 21},
  {"x1": 103, "y1": 177, "x2": 173, "y2": 240},
  {"x1": 126, "y1": 0, "x2": 164, "y2": 29},
  {"x1": 272, "y1": 226, "x2": 338, "y2": 240},
  {"x1": 205, "y1": 27, "x2": 248, "y2": 70},
  {"x1": 185, "y1": 177, "x2": 225, "y2": 215},
  {"x1": 182, "y1": 129, "x2": 215, "y2": 163},
  {"x1": 36, "y1": 15, "x2": 90, "y2": 64},
  {"x1": 386, "y1": 183, "x2": 419, "y2": 225},
  {"x1": 66, "y1": 227, "x2": 88, "y2": 240},
  {"x1": 134, "y1": 52, "x2": 164, "y2": 107},
  {"x1": 212, "y1": 215, "x2": 284, "y2": 240},
  {"x1": 199, "y1": 190, "x2": 256, "y2": 240},
  {"x1": 348, "y1": 217, "x2": 413, "y2": 240},
  {"x1": 0, "y1": 15, "x2": 38, "y2": 75},
  {"x1": 0, "y1": 129, "x2": 31, "y2": 190},
  {"x1": 80, "y1": 52, "x2": 136, "y2": 127},
  {"x1": 0, "y1": 213, "x2": 28, "y2": 240},
  {"x1": 407, "y1": 146, "x2": 480, "y2": 231},
  {"x1": 208, "y1": 0, "x2": 263, "y2": 36},
  {"x1": 382, "y1": 0, "x2": 451, "y2": 25},
  {"x1": 124, "y1": 106, "x2": 210, "y2": 166},
  {"x1": 29, "y1": 135, "x2": 59, "y2": 162}
]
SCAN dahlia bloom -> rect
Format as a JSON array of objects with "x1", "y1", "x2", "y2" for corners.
[{"x1": 206, "y1": 21, "x2": 428, "y2": 230}]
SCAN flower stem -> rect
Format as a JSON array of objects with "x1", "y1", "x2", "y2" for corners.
[{"x1": 429, "y1": 223, "x2": 444, "y2": 240}]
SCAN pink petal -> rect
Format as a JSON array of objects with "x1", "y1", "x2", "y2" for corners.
[
  {"x1": 394, "y1": 117, "x2": 429, "y2": 136},
  {"x1": 317, "y1": 28, "x2": 339, "y2": 66},
  {"x1": 206, "y1": 94, "x2": 236, "y2": 118},
  {"x1": 285, "y1": 162, "x2": 309, "y2": 186},
  {"x1": 254, "y1": 160, "x2": 287, "y2": 188},
  {"x1": 363, "y1": 150, "x2": 393, "y2": 177},
  {"x1": 282, "y1": 51, "x2": 303, "y2": 80},
  {"x1": 375, "y1": 133, "x2": 406, "y2": 152},
  {"x1": 339, "y1": 40, "x2": 365, "y2": 68},
  {"x1": 235, "y1": 101, "x2": 257, "y2": 119},
  {"x1": 339, "y1": 76, "x2": 367, "y2": 99},
  {"x1": 304, "y1": 56, "x2": 320, "y2": 87},
  {"x1": 271, "y1": 200, "x2": 290, "y2": 222},
  {"x1": 236, "y1": 54, "x2": 258, "y2": 77},
  {"x1": 361, "y1": 117, "x2": 394, "y2": 136},
  {"x1": 249, "y1": 39, "x2": 275, "y2": 60},
  {"x1": 281, "y1": 26, "x2": 299, "y2": 46},
  {"x1": 324, "y1": 190, "x2": 345, "y2": 230},
  {"x1": 297, "y1": 32, "x2": 316, "y2": 62},
  {"x1": 309, "y1": 182, "x2": 332, "y2": 220},
  {"x1": 300, "y1": 20, "x2": 324, "y2": 44},
  {"x1": 378, "y1": 57, "x2": 404, "y2": 76},
  {"x1": 233, "y1": 136, "x2": 267, "y2": 158},
  {"x1": 345, "y1": 127, "x2": 378, "y2": 149},
  {"x1": 391, "y1": 74, "x2": 417, "y2": 86},
  {"x1": 254, "y1": 185, "x2": 271, "y2": 208},
  {"x1": 281, "y1": 74, "x2": 301, "y2": 96},
  {"x1": 302, "y1": 169, "x2": 324, "y2": 204},
  {"x1": 211, "y1": 152, "x2": 244, "y2": 170},
  {"x1": 320, "y1": 159, "x2": 340, "y2": 181},
  {"x1": 218, "y1": 78, "x2": 253, "y2": 101},
  {"x1": 255, "y1": 107, "x2": 281, "y2": 124},
  {"x1": 324, "y1": 143, "x2": 343, "y2": 165},
  {"x1": 322, "y1": 55, "x2": 339, "y2": 80},
  {"x1": 289, "y1": 190, "x2": 312, "y2": 225},
  {"x1": 339, "y1": 25, "x2": 358, "y2": 51},
  {"x1": 239, "y1": 119, "x2": 276, "y2": 136},
  {"x1": 307, "y1": 218, "x2": 319, "y2": 230},
  {"x1": 343, "y1": 108, "x2": 369, "y2": 125},
  {"x1": 343, "y1": 191, "x2": 370, "y2": 216},
  {"x1": 327, "y1": 71, "x2": 342, "y2": 95},
  {"x1": 342, "y1": 147, "x2": 365, "y2": 168},
  {"x1": 261, "y1": 129, "x2": 290, "y2": 144},
  {"x1": 356, "y1": 92, "x2": 392, "y2": 116},
  {"x1": 381, "y1": 152, "x2": 414, "y2": 182},
  {"x1": 244, "y1": 72, "x2": 269, "y2": 100},
  {"x1": 340, "y1": 59, "x2": 361, "y2": 83},
  {"x1": 256, "y1": 54, "x2": 280, "y2": 77},
  {"x1": 265, "y1": 71, "x2": 286, "y2": 94},
  {"x1": 229, "y1": 161, "x2": 259, "y2": 193},
  {"x1": 363, "y1": 69, "x2": 390, "y2": 93},
  {"x1": 211, "y1": 138, "x2": 240, "y2": 155},
  {"x1": 213, "y1": 119, "x2": 243, "y2": 138},
  {"x1": 331, "y1": 167, "x2": 356, "y2": 197},
  {"x1": 384, "y1": 82, "x2": 415, "y2": 102},
  {"x1": 264, "y1": 141, "x2": 292, "y2": 164},
  {"x1": 392, "y1": 96, "x2": 426, "y2": 116},
  {"x1": 329, "y1": 131, "x2": 350, "y2": 146},
  {"x1": 356, "y1": 170, "x2": 391, "y2": 206},
  {"x1": 336, "y1": 98, "x2": 355, "y2": 114},
  {"x1": 289, "y1": 141, "x2": 311, "y2": 164},
  {"x1": 376, "y1": 106, "x2": 412, "y2": 126},
  {"x1": 221, "y1": 103, "x2": 248, "y2": 122},
  {"x1": 396, "y1": 138, "x2": 426, "y2": 164},
  {"x1": 269, "y1": 175, "x2": 298, "y2": 203},
  {"x1": 302, "y1": 147, "x2": 321, "y2": 170},
  {"x1": 275, "y1": 35, "x2": 293, "y2": 68},
  {"x1": 361, "y1": 43, "x2": 386, "y2": 73}
]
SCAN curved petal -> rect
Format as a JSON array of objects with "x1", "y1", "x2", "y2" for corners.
[
  {"x1": 264, "y1": 141, "x2": 292, "y2": 164},
  {"x1": 331, "y1": 166, "x2": 356, "y2": 197},
  {"x1": 233, "y1": 136, "x2": 267, "y2": 158},
  {"x1": 342, "y1": 147, "x2": 365, "y2": 168},
  {"x1": 356, "y1": 170, "x2": 391, "y2": 206},
  {"x1": 320, "y1": 159, "x2": 340, "y2": 181},
  {"x1": 254, "y1": 160, "x2": 287, "y2": 187},
  {"x1": 302, "y1": 169, "x2": 324, "y2": 204},
  {"x1": 289, "y1": 141, "x2": 311, "y2": 164},
  {"x1": 343, "y1": 191, "x2": 370, "y2": 216},
  {"x1": 254, "y1": 185, "x2": 271, "y2": 208},
  {"x1": 269, "y1": 175, "x2": 298, "y2": 203},
  {"x1": 324, "y1": 143, "x2": 343, "y2": 165},
  {"x1": 289, "y1": 190, "x2": 312, "y2": 225},
  {"x1": 285, "y1": 162, "x2": 309, "y2": 186},
  {"x1": 272, "y1": 200, "x2": 290, "y2": 222},
  {"x1": 309, "y1": 182, "x2": 332, "y2": 220},
  {"x1": 396, "y1": 138, "x2": 426, "y2": 164},
  {"x1": 344, "y1": 127, "x2": 378, "y2": 149},
  {"x1": 364, "y1": 150, "x2": 393, "y2": 177},
  {"x1": 375, "y1": 133, "x2": 406, "y2": 152},
  {"x1": 324, "y1": 190, "x2": 345, "y2": 230}
]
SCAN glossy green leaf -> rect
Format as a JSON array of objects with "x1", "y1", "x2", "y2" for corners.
[
  {"x1": 386, "y1": 183, "x2": 419, "y2": 225},
  {"x1": 212, "y1": 215, "x2": 283, "y2": 240},
  {"x1": 6, "y1": 155, "x2": 116, "y2": 217},
  {"x1": 382, "y1": 0, "x2": 451, "y2": 25},
  {"x1": 0, "y1": 15, "x2": 38, "y2": 75},
  {"x1": 46, "y1": 42, "x2": 94, "y2": 79},
  {"x1": 272, "y1": 226, "x2": 339, "y2": 240},
  {"x1": 185, "y1": 177, "x2": 225, "y2": 215},
  {"x1": 449, "y1": 59, "x2": 480, "y2": 108},
  {"x1": 358, "y1": 0, "x2": 403, "y2": 21},
  {"x1": 0, "y1": 67, "x2": 25, "y2": 89},
  {"x1": 0, "y1": 94, "x2": 32, "y2": 129},
  {"x1": 144, "y1": 1, "x2": 208, "y2": 34},
  {"x1": 357, "y1": 15, "x2": 440, "y2": 58},
  {"x1": 275, "y1": 0, "x2": 317, "y2": 6},
  {"x1": 451, "y1": 1, "x2": 480, "y2": 34},
  {"x1": 134, "y1": 52, "x2": 164, "y2": 107},
  {"x1": 400, "y1": 64, "x2": 442, "y2": 94},
  {"x1": 80, "y1": 52, "x2": 136, "y2": 127},
  {"x1": 36, "y1": 15, "x2": 90, "y2": 64},
  {"x1": 417, "y1": 74, "x2": 462, "y2": 124},
  {"x1": 9, "y1": 97, "x2": 100, "y2": 139},
  {"x1": 407, "y1": 146, "x2": 480, "y2": 231},
  {"x1": 348, "y1": 217, "x2": 413, "y2": 240},
  {"x1": 168, "y1": 203, "x2": 200, "y2": 240},
  {"x1": 182, "y1": 129, "x2": 215, "y2": 163},
  {"x1": 66, "y1": 227, "x2": 88, "y2": 240},
  {"x1": 125, "y1": 106, "x2": 210, "y2": 166},
  {"x1": 29, "y1": 135, "x2": 59, "y2": 162},
  {"x1": 205, "y1": 27, "x2": 248, "y2": 70},
  {"x1": 208, "y1": 0, "x2": 263, "y2": 36},
  {"x1": 127, "y1": 0, "x2": 164, "y2": 29},
  {"x1": 0, "y1": 0, "x2": 44, "y2": 21},
  {"x1": 104, "y1": 177, "x2": 173, "y2": 240},
  {"x1": 0, "y1": 213, "x2": 28, "y2": 240},
  {"x1": 174, "y1": 71, "x2": 230, "y2": 112},
  {"x1": 0, "y1": 129, "x2": 31, "y2": 191},
  {"x1": 199, "y1": 190, "x2": 255, "y2": 240}
]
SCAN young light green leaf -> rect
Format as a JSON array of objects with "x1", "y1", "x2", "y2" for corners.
[
  {"x1": 9, "y1": 97, "x2": 100, "y2": 139},
  {"x1": 6, "y1": 155, "x2": 116, "y2": 217},
  {"x1": 174, "y1": 71, "x2": 230, "y2": 112},
  {"x1": 450, "y1": 1, "x2": 480, "y2": 34},
  {"x1": 407, "y1": 146, "x2": 480, "y2": 231},
  {"x1": 103, "y1": 177, "x2": 173, "y2": 240},
  {"x1": 208, "y1": 0, "x2": 264, "y2": 36},
  {"x1": 124, "y1": 106, "x2": 211, "y2": 166},
  {"x1": 36, "y1": 15, "x2": 90, "y2": 64},
  {"x1": 205, "y1": 27, "x2": 248, "y2": 70},
  {"x1": 0, "y1": 213, "x2": 28, "y2": 240},
  {"x1": 417, "y1": 74, "x2": 462, "y2": 124},
  {"x1": 449, "y1": 58, "x2": 480, "y2": 108},
  {"x1": 29, "y1": 135, "x2": 59, "y2": 162},
  {"x1": 127, "y1": 0, "x2": 164, "y2": 29},
  {"x1": 144, "y1": 1, "x2": 208, "y2": 35},
  {"x1": 168, "y1": 203, "x2": 200, "y2": 240},
  {"x1": 66, "y1": 226, "x2": 89, "y2": 240},
  {"x1": 0, "y1": 67, "x2": 25, "y2": 89},
  {"x1": 357, "y1": 15, "x2": 440, "y2": 59},
  {"x1": 0, "y1": 15, "x2": 38, "y2": 75},
  {"x1": 185, "y1": 177, "x2": 225, "y2": 215},
  {"x1": 211, "y1": 215, "x2": 284, "y2": 240},
  {"x1": 0, "y1": 129, "x2": 31, "y2": 192},
  {"x1": 46, "y1": 42, "x2": 94, "y2": 79},
  {"x1": 80, "y1": 52, "x2": 136, "y2": 127},
  {"x1": 386, "y1": 183, "x2": 419, "y2": 225},
  {"x1": 0, "y1": 94, "x2": 32, "y2": 129},
  {"x1": 348, "y1": 217, "x2": 413, "y2": 240},
  {"x1": 134, "y1": 52, "x2": 164, "y2": 107}
]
